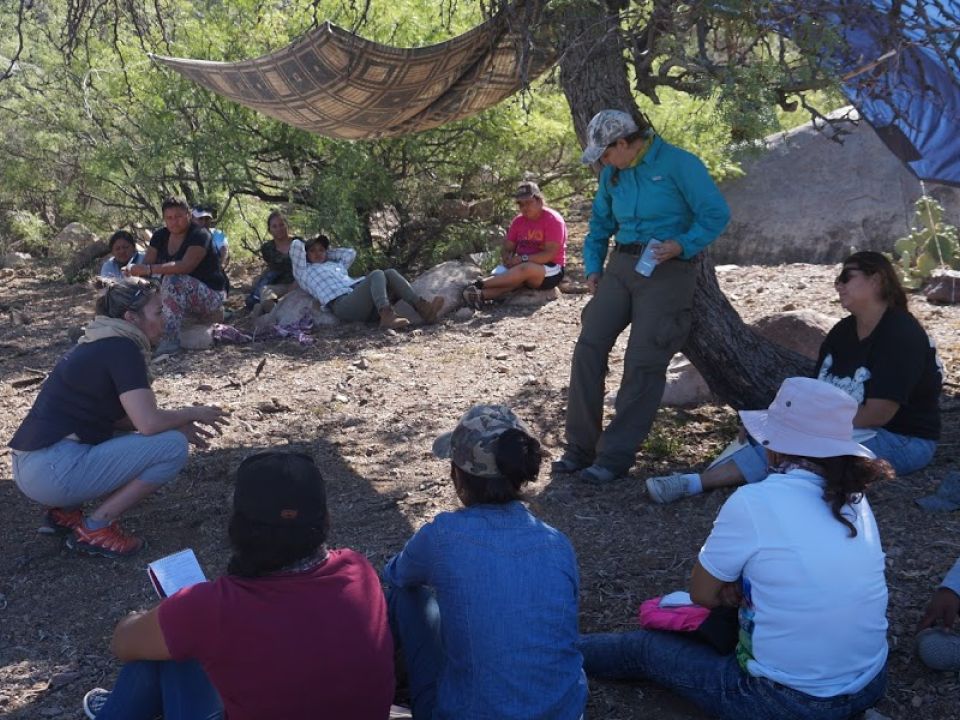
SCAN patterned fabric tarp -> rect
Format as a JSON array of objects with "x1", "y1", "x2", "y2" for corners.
[{"x1": 149, "y1": 5, "x2": 556, "y2": 140}]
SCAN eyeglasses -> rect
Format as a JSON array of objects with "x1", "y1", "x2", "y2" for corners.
[{"x1": 835, "y1": 267, "x2": 864, "y2": 285}]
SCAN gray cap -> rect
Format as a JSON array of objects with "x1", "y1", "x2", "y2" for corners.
[
  {"x1": 915, "y1": 472, "x2": 960, "y2": 512},
  {"x1": 432, "y1": 405, "x2": 536, "y2": 478},
  {"x1": 581, "y1": 110, "x2": 640, "y2": 164}
]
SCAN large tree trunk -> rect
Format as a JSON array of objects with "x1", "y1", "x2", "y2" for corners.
[{"x1": 550, "y1": 0, "x2": 814, "y2": 410}]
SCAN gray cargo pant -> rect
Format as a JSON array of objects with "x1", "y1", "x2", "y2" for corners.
[
  {"x1": 564, "y1": 248, "x2": 697, "y2": 475},
  {"x1": 330, "y1": 268, "x2": 420, "y2": 322}
]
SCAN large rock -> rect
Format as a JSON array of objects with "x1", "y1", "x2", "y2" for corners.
[
  {"x1": 253, "y1": 288, "x2": 340, "y2": 332},
  {"x1": 714, "y1": 107, "x2": 960, "y2": 265},
  {"x1": 396, "y1": 260, "x2": 482, "y2": 323},
  {"x1": 54, "y1": 222, "x2": 108, "y2": 279},
  {"x1": 923, "y1": 269, "x2": 960, "y2": 305},
  {"x1": 502, "y1": 287, "x2": 561, "y2": 306},
  {"x1": 180, "y1": 322, "x2": 214, "y2": 351},
  {"x1": 751, "y1": 310, "x2": 839, "y2": 360},
  {"x1": 661, "y1": 354, "x2": 714, "y2": 407}
]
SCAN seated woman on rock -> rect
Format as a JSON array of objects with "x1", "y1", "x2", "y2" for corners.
[
  {"x1": 291, "y1": 234, "x2": 443, "y2": 331},
  {"x1": 647, "y1": 251, "x2": 942, "y2": 504},
  {"x1": 579, "y1": 378, "x2": 891, "y2": 720},
  {"x1": 126, "y1": 196, "x2": 228, "y2": 356},
  {"x1": 81, "y1": 451, "x2": 395, "y2": 720},
  {"x1": 246, "y1": 209, "x2": 301, "y2": 314},
  {"x1": 462, "y1": 181, "x2": 567, "y2": 309},
  {"x1": 99, "y1": 230, "x2": 145, "y2": 280},
  {"x1": 7, "y1": 278, "x2": 226, "y2": 558},
  {"x1": 383, "y1": 405, "x2": 587, "y2": 720}
]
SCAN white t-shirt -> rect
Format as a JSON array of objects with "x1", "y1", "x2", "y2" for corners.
[{"x1": 698, "y1": 469, "x2": 888, "y2": 698}]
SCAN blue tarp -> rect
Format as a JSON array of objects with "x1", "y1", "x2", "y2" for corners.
[{"x1": 770, "y1": 1, "x2": 960, "y2": 186}]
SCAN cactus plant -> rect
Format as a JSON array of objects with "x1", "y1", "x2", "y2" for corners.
[{"x1": 891, "y1": 196, "x2": 960, "y2": 289}]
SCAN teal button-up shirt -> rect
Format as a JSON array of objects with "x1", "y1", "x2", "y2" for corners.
[{"x1": 583, "y1": 136, "x2": 731, "y2": 277}]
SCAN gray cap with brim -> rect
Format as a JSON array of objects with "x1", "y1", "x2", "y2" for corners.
[{"x1": 581, "y1": 109, "x2": 640, "y2": 164}]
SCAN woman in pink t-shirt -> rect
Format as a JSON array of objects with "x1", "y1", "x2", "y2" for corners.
[{"x1": 462, "y1": 181, "x2": 567, "y2": 308}]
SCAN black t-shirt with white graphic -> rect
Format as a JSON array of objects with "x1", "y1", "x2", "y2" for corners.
[{"x1": 815, "y1": 310, "x2": 942, "y2": 440}]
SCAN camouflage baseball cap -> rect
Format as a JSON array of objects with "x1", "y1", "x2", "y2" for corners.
[
  {"x1": 581, "y1": 109, "x2": 640, "y2": 164},
  {"x1": 432, "y1": 405, "x2": 536, "y2": 478}
]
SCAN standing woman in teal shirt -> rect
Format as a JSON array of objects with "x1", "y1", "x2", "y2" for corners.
[{"x1": 554, "y1": 109, "x2": 731, "y2": 484}]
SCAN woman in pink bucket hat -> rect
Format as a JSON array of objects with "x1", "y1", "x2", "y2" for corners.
[{"x1": 578, "y1": 377, "x2": 893, "y2": 720}]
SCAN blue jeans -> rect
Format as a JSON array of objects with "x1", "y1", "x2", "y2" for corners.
[
  {"x1": 731, "y1": 428, "x2": 936, "y2": 484},
  {"x1": 96, "y1": 660, "x2": 223, "y2": 720},
  {"x1": 388, "y1": 586, "x2": 443, "y2": 720},
  {"x1": 578, "y1": 631, "x2": 886, "y2": 720},
  {"x1": 10, "y1": 432, "x2": 188, "y2": 507}
]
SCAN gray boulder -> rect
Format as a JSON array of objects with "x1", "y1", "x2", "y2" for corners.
[
  {"x1": 253, "y1": 288, "x2": 340, "y2": 332},
  {"x1": 396, "y1": 260, "x2": 482, "y2": 323},
  {"x1": 714, "y1": 107, "x2": 960, "y2": 265},
  {"x1": 751, "y1": 310, "x2": 839, "y2": 360},
  {"x1": 923, "y1": 269, "x2": 960, "y2": 305}
]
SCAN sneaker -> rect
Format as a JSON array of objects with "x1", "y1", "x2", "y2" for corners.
[
  {"x1": 67, "y1": 522, "x2": 144, "y2": 558},
  {"x1": 917, "y1": 627, "x2": 960, "y2": 671},
  {"x1": 38, "y1": 507, "x2": 84, "y2": 536},
  {"x1": 461, "y1": 285, "x2": 484, "y2": 310},
  {"x1": 579, "y1": 464, "x2": 620, "y2": 484},
  {"x1": 551, "y1": 457, "x2": 587, "y2": 474},
  {"x1": 645, "y1": 474, "x2": 699, "y2": 504},
  {"x1": 83, "y1": 688, "x2": 111, "y2": 719}
]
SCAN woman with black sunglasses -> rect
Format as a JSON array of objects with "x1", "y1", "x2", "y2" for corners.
[
  {"x1": 7, "y1": 278, "x2": 227, "y2": 557},
  {"x1": 646, "y1": 251, "x2": 942, "y2": 505}
]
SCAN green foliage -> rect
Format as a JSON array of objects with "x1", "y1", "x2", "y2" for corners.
[
  {"x1": 0, "y1": 0, "x2": 854, "y2": 272},
  {"x1": 642, "y1": 425, "x2": 684, "y2": 460},
  {"x1": 2, "y1": 210, "x2": 49, "y2": 256},
  {"x1": 891, "y1": 196, "x2": 960, "y2": 289}
]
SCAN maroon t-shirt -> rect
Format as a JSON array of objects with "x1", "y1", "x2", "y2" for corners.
[{"x1": 157, "y1": 549, "x2": 394, "y2": 720}]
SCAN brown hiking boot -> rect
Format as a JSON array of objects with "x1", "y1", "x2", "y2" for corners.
[
  {"x1": 414, "y1": 296, "x2": 445, "y2": 324},
  {"x1": 379, "y1": 306, "x2": 410, "y2": 330}
]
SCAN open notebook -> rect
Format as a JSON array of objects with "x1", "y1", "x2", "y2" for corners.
[{"x1": 147, "y1": 549, "x2": 207, "y2": 598}]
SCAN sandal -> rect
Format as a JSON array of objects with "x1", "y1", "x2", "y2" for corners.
[{"x1": 461, "y1": 285, "x2": 484, "y2": 310}]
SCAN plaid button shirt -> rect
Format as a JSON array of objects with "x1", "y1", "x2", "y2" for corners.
[{"x1": 291, "y1": 239, "x2": 360, "y2": 306}]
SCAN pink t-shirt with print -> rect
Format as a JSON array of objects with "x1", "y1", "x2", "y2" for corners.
[{"x1": 506, "y1": 206, "x2": 567, "y2": 266}]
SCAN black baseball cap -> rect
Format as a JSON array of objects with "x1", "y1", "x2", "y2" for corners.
[{"x1": 234, "y1": 451, "x2": 327, "y2": 527}]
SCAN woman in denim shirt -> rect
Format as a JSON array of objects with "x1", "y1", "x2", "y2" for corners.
[{"x1": 384, "y1": 405, "x2": 587, "y2": 720}]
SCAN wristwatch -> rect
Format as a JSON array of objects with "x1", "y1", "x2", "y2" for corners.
[{"x1": 521, "y1": 254, "x2": 529, "y2": 262}]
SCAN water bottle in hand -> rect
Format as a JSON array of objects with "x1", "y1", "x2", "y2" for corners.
[{"x1": 635, "y1": 239, "x2": 661, "y2": 277}]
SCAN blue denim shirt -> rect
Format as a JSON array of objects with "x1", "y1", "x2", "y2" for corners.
[
  {"x1": 583, "y1": 136, "x2": 731, "y2": 276},
  {"x1": 383, "y1": 501, "x2": 587, "y2": 720}
]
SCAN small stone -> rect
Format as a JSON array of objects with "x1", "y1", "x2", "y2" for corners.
[
  {"x1": 781, "y1": 302, "x2": 796, "y2": 311},
  {"x1": 333, "y1": 394, "x2": 349, "y2": 403},
  {"x1": 453, "y1": 307, "x2": 474, "y2": 321},
  {"x1": 353, "y1": 358, "x2": 370, "y2": 370},
  {"x1": 196, "y1": 383, "x2": 213, "y2": 391},
  {"x1": 519, "y1": 343, "x2": 536, "y2": 352},
  {"x1": 480, "y1": 329, "x2": 495, "y2": 337},
  {"x1": 494, "y1": 353, "x2": 509, "y2": 360}
]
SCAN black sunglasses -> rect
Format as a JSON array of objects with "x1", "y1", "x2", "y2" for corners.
[{"x1": 835, "y1": 267, "x2": 865, "y2": 284}]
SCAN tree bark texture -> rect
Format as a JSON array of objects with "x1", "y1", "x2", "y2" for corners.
[{"x1": 552, "y1": 0, "x2": 814, "y2": 410}]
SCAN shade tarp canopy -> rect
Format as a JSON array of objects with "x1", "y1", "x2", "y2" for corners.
[
  {"x1": 149, "y1": 4, "x2": 555, "y2": 140},
  {"x1": 766, "y1": 1, "x2": 960, "y2": 187}
]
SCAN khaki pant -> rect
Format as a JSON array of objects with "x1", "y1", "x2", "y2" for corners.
[
  {"x1": 564, "y1": 249, "x2": 697, "y2": 475},
  {"x1": 330, "y1": 268, "x2": 420, "y2": 322}
]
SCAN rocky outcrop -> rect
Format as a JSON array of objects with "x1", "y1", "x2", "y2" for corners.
[{"x1": 714, "y1": 107, "x2": 960, "y2": 265}]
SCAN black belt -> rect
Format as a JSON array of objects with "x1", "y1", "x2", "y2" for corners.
[{"x1": 614, "y1": 242, "x2": 645, "y2": 256}]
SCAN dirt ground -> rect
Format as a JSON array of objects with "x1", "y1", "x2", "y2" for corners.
[{"x1": 0, "y1": 241, "x2": 957, "y2": 719}]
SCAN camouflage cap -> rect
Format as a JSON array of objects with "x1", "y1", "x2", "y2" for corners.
[
  {"x1": 581, "y1": 109, "x2": 640, "y2": 164},
  {"x1": 432, "y1": 405, "x2": 536, "y2": 478}
]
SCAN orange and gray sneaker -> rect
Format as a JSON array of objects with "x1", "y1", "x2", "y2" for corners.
[
  {"x1": 39, "y1": 507, "x2": 85, "y2": 536},
  {"x1": 67, "y1": 522, "x2": 144, "y2": 558}
]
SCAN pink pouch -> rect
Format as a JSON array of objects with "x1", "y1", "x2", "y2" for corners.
[{"x1": 637, "y1": 596, "x2": 710, "y2": 632}]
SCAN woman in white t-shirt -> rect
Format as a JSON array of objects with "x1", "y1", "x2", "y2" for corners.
[{"x1": 579, "y1": 377, "x2": 891, "y2": 720}]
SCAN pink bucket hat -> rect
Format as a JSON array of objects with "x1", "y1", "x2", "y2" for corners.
[{"x1": 739, "y1": 377, "x2": 875, "y2": 459}]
